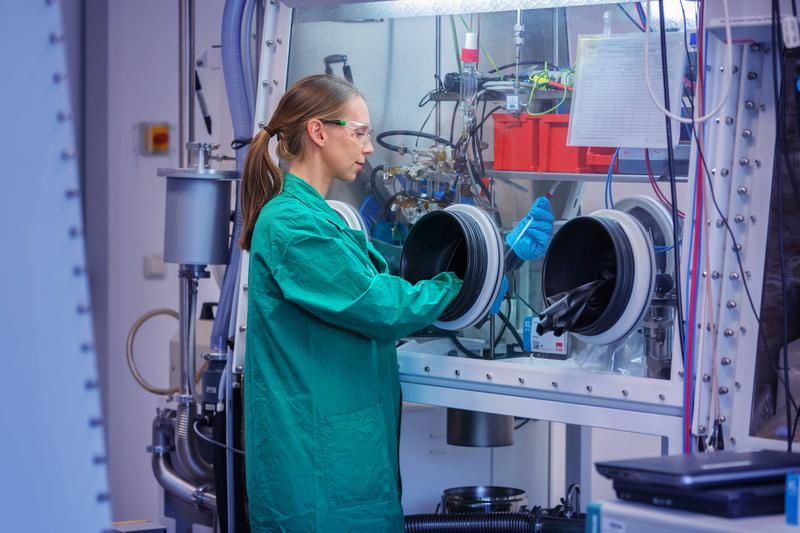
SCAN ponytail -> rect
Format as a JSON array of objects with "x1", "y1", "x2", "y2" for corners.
[
  {"x1": 239, "y1": 128, "x2": 283, "y2": 250},
  {"x1": 238, "y1": 74, "x2": 363, "y2": 251}
]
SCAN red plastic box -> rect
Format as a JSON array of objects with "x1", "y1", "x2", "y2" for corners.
[{"x1": 493, "y1": 113, "x2": 618, "y2": 174}]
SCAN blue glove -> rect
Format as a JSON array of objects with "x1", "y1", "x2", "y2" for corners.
[
  {"x1": 506, "y1": 196, "x2": 555, "y2": 261},
  {"x1": 489, "y1": 276, "x2": 509, "y2": 316}
]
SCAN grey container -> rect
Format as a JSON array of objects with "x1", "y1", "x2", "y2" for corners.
[{"x1": 158, "y1": 167, "x2": 238, "y2": 265}]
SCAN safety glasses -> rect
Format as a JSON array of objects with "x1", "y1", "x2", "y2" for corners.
[{"x1": 320, "y1": 119, "x2": 373, "y2": 146}]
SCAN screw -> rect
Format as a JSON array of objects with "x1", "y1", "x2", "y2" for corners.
[
  {"x1": 715, "y1": 219, "x2": 724, "y2": 228},
  {"x1": 747, "y1": 72, "x2": 758, "y2": 80},
  {"x1": 702, "y1": 374, "x2": 711, "y2": 382},
  {"x1": 235, "y1": 365, "x2": 243, "y2": 373},
  {"x1": 96, "y1": 493, "x2": 110, "y2": 503},
  {"x1": 730, "y1": 272, "x2": 740, "y2": 280},
  {"x1": 737, "y1": 186, "x2": 748, "y2": 195},
  {"x1": 751, "y1": 215, "x2": 757, "y2": 223},
  {"x1": 715, "y1": 117, "x2": 721, "y2": 124},
  {"x1": 552, "y1": 381, "x2": 559, "y2": 388},
  {"x1": 659, "y1": 393, "x2": 666, "y2": 400},
  {"x1": 243, "y1": 285, "x2": 248, "y2": 292},
  {"x1": 61, "y1": 149, "x2": 76, "y2": 161},
  {"x1": 755, "y1": 159, "x2": 762, "y2": 167},
  {"x1": 719, "y1": 66, "x2": 725, "y2": 72},
  {"x1": 724, "y1": 329, "x2": 734, "y2": 337},
  {"x1": 719, "y1": 386, "x2": 729, "y2": 394},
  {"x1": 622, "y1": 389, "x2": 629, "y2": 397},
  {"x1": 518, "y1": 376, "x2": 525, "y2": 384},
  {"x1": 711, "y1": 271, "x2": 720, "y2": 279},
  {"x1": 727, "y1": 300, "x2": 737, "y2": 309},
  {"x1": 80, "y1": 342, "x2": 93, "y2": 353},
  {"x1": 455, "y1": 369, "x2": 461, "y2": 376},
  {"x1": 273, "y1": 79, "x2": 279, "y2": 86},
  {"x1": 73, "y1": 265, "x2": 85, "y2": 276},
  {"x1": 53, "y1": 71, "x2": 67, "y2": 83},
  {"x1": 735, "y1": 381, "x2": 741, "y2": 389},
  {"x1": 725, "y1": 116, "x2": 734, "y2": 125},
  {"x1": 739, "y1": 157, "x2": 750, "y2": 166},
  {"x1": 257, "y1": 121, "x2": 266, "y2": 128},
  {"x1": 720, "y1": 168, "x2": 730, "y2": 177},
  {"x1": 239, "y1": 325, "x2": 246, "y2": 332},
  {"x1": 721, "y1": 357, "x2": 732, "y2": 366},
  {"x1": 276, "y1": 38, "x2": 283, "y2": 44},
  {"x1": 702, "y1": 271, "x2": 708, "y2": 278},
  {"x1": 587, "y1": 385, "x2": 593, "y2": 392},
  {"x1": 76, "y1": 304, "x2": 91, "y2": 314},
  {"x1": 718, "y1": 415, "x2": 727, "y2": 423},
  {"x1": 65, "y1": 189, "x2": 79, "y2": 199},
  {"x1": 266, "y1": 39, "x2": 274, "y2": 46},
  {"x1": 742, "y1": 129, "x2": 752, "y2": 138},
  {"x1": 424, "y1": 366, "x2": 430, "y2": 372},
  {"x1": 734, "y1": 215, "x2": 745, "y2": 223},
  {"x1": 85, "y1": 379, "x2": 98, "y2": 390},
  {"x1": 57, "y1": 110, "x2": 72, "y2": 122},
  {"x1": 745, "y1": 100, "x2": 755, "y2": 109},
  {"x1": 49, "y1": 32, "x2": 64, "y2": 43},
  {"x1": 678, "y1": 371, "x2": 685, "y2": 378},
  {"x1": 89, "y1": 417, "x2": 103, "y2": 428},
  {"x1": 486, "y1": 373, "x2": 493, "y2": 380},
  {"x1": 262, "y1": 80, "x2": 269, "y2": 88}
]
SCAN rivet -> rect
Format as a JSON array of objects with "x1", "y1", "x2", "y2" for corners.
[
  {"x1": 235, "y1": 365, "x2": 243, "y2": 373},
  {"x1": 719, "y1": 386, "x2": 729, "y2": 394},
  {"x1": 455, "y1": 369, "x2": 461, "y2": 376},
  {"x1": 725, "y1": 116, "x2": 734, "y2": 125},
  {"x1": 715, "y1": 219, "x2": 724, "y2": 228},
  {"x1": 424, "y1": 366, "x2": 430, "y2": 372},
  {"x1": 702, "y1": 271, "x2": 708, "y2": 278},
  {"x1": 737, "y1": 186, "x2": 748, "y2": 195},
  {"x1": 659, "y1": 393, "x2": 666, "y2": 400},
  {"x1": 711, "y1": 168, "x2": 717, "y2": 175},
  {"x1": 61, "y1": 149, "x2": 76, "y2": 161},
  {"x1": 702, "y1": 374, "x2": 711, "y2": 382},
  {"x1": 262, "y1": 80, "x2": 269, "y2": 88},
  {"x1": 734, "y1": 215, "x2": 745, "y2": 223},
  {"x1": 711, "y1": 271, "x2": 720, "y2": 279},
  {"x1": 80, "y1": 342, "x2": 93, "y2": 353},
  {"x1": 751, "y1": 215, "x2": 758, "y2": 223},
  {"x1": 732, "y1": 65, "x2": 739, "y2": 74},
  {"x1": 257, "y1": 121, "x2": 266, "y2": 128},
  {"x1": 518, "y1": 376, "x2": 524, "y2": 384},
  {"x1": 720, "y1": 168, "x2": 730, "y2": 177},
  {"x1": 721, "y1": 357, "x2": 732, "y2": 366},
  {"x1": 739, "y1": 157, "x2": 750, "y2": 166},
  {"x1": 243, "y1": 285, "x2": 248, "y2": 292},
  {"x1": 276, "y1": 38, "x2": 283, "y2": 44},
  {"x1": 750, "y1": 43, "x2": 762, "y2": 52},
  {"x1": 49, "y1": 32, "x2": 64, "y2": 43},
  {"x1": 57, "y1": 110, "x2": 72, "y2": 122},
  {"x1": 735, "y1": 381, "x2": 741, "y2": 389},
  {"x1": 265, "y1": 39, "x2": 274, "y2": 46},
  {"x1": 552, "y1": 381, "x2": 558, "y2": 388},
  {"x1": 755, "y1": 159, "x2": 762, "y2": 167},
  {"x1": 65, "y1": 189, "x2": 79, "y2": 199},
  {"x1": 726, "y1": 300, "x2": 737, "y2": 309},
  {"x1": 742, "y1": 129, "x2": 752, "y2": 138},
  {"x1": 678, "y1": 371, "x2": 685, "y2": 378},
  {"x1": 77, "y1": 304, "x2": 91, "y2": 314},
  {"x1": 715, "y1": 117, "x2": 721, "y2": 124},
  {"x1": 724, "y1": 329, "x2": 734, "y2": 337},
  {"x1": 747, "y1": 72, "x2": 758, "y2": 80},
  {"x1": 89, "y1": 417, "x2": 103, "y2": 428},
  {"x1": 745, "y1": 100, "x2": 755, "y2": 109},
  {"x1": 53, "y1": 71, "x2": 67, "y2": 83},
  {"x1": 73, "y1": 265, "x2": 85, "y2": 276},
  {"x1": 719, "y1": 66, "x2": 725, "y2": 72},
  {"x1": 96, "y1": 493, "x2": 110, "y2": 503},
  {"x1": 273, "y1": 79, "x2": 279, "y2": 85},
  {"x1": 730, "y1": 269, "x2": 741, "y2": 278},
  {"x1": 622, "y1": 389, "x2": 629, "y2": 397},
  {"x1": 239, "y1": 325, "x2": 246, "y2": 332},
  {"x1": 486, "y1": 373, "x2": 493, "y2": 380},
  {"x1": 92, "y1": 455, "x2": 107, "y2": 465},
  {"x1": 586, "y1": 385, "x2": 593, "y2": 392},
  {"x1": 85, "y1": 379, "x2": 98, "y2": 390}
]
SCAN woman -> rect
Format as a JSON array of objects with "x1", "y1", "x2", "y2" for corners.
[
  {"x1": 240, "y1": 75, "x2": 463, "y2": 532},
  {"x1": 240, "y1": 74, "x2": 553, "y2": 532}
]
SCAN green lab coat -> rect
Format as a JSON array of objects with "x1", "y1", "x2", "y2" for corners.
[{"x1": 244, "y1": 174, "x2": 463, "y2": 532}]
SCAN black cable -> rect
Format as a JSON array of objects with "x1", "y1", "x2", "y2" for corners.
[
  {"x1": 450, "y1": 334, "x2": 484, "y2": 358},
  {"x1": 449, "y1": 101, "x2": 460, "y2": 145},
  {"x1": 376, "y1": 130, "x2": 452, "y2": 153},
  {"x1": 416, "y1": 104, "x2": 438, "y2": 148},
  {"x1": 514, "y1": 419, "x2": 531, "y2": 430},
  {"x1": 493, "y1": 297, "x2": 511, "y2": 348},
  {"x1": 657, "y1": 0, "x2": 687, "y2": 368},
  {"x1": 193, "y1": 420, "x2": 245, "y2": 455},
  {"x1": 497, "y1": 311, "x2": 525, "y2": 349},
  {"x1": 488, "y1": 60, "x2": 549, "y2": 75},
  {"x1": 618, "y1": 4, "x2": 645, "y2": 32},
  {"x1": 454, "y1": 105, "x2": 503, "y2": 152}
]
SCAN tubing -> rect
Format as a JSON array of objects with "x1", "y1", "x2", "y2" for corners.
[
  {"x1": 214, "y1": 0, "x2": 251, "y2": 354},
  {"x1": 175, "y1": 400, "x2": 214, "y2": 483},
  {"x1": 404, "y1": 513, "x2": 584, "y2": 533},
  {"x1": 151, "y1": 414, "x2": 217, "y2": 511}
]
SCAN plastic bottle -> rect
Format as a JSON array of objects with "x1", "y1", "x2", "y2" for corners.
[{"x1": 460, "y1": 32, "x2": 480, "y2": 132}]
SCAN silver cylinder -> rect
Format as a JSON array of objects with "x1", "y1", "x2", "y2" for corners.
[
  {"x1": 446, "y1": 408, "x2": 514, "y2": 447},
  {"x1": 162, "y1": 174, "x2": 231, "y2": 265},
  {"x1": 179, "y1": 266, "x2": 202, "y2": 398},
  {"x1": 442, "y1": 486, "x2": 527, "y2": 514}
]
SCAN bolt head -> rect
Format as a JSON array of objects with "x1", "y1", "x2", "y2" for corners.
[
  {"x1": 721, "y1": 357, "x2": 732, "y2": 365},
  {"x1": 720, "y1": 168, "x2": 730, "y2": 177},
  {"x1": 486, "y1": 373, "x2": 493, "y2": 380},
  {"x1": 424, "y1": 366, "x2": 431, "y2": 372},
  {"x1": 455, "y1": 369, "x2": 461, "y2": 376},
  {"x1": 726, "y1": 301, "x2": 737, "y2": 309},
  {"x1": 725, "y1": 116, "x2": 734, "y2": 125}
]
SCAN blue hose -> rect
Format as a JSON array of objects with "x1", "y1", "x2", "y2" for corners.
[{"x1": 212, "y1": 0, "x2": 251, "y2": 354}]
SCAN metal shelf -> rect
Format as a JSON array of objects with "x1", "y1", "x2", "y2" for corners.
[
  {"x1": 485, "y1": 169, "x2": 689, "y2": 184},
  {"x1": 430, "y1": 90, "x2": 570, "y2": 103}
]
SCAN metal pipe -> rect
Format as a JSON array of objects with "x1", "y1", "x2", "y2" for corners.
[
  {"x1": 175, "y1": 400, "x2": 214, "y2": 482},
  {"x1": 179, "y1": 265, "x2": 201, "y2": 398},
  {"x1": 179, "y1": 0, "x2": 196, "y2": 167},
  {"x1": 435, "y1": 15, "x2": 441, "y2": 138},
  {"x1": 552, "y1": 7, "x2": 559, "y2": 66},
  {"x1": 151, "y1": 415, "x2": 216, "y2": 511}
]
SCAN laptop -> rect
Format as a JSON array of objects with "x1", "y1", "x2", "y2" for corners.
[{"x1": 596, "y1": 450, "x2": 800, "y2": 488}]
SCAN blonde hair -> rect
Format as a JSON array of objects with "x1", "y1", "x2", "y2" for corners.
[{"x1": 239, "y1": 74, "x2": 362, "y2": 250}]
